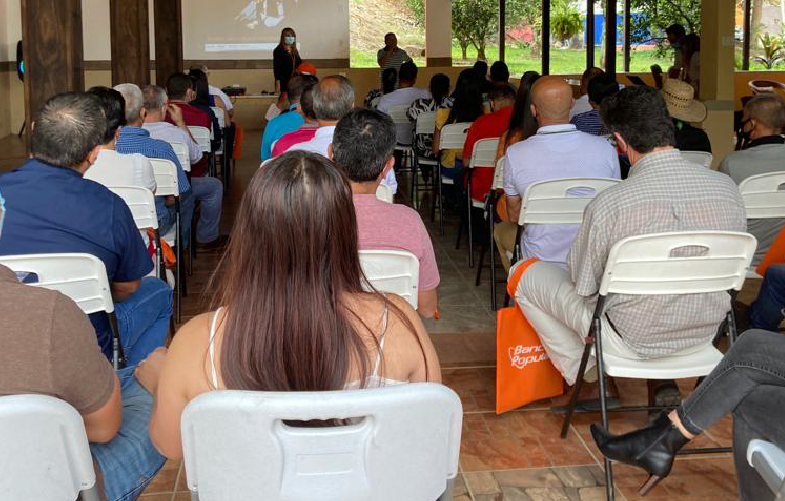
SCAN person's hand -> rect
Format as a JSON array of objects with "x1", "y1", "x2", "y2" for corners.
[
  {"x1": 165, "y1": 195, "x2": 175, "y2": 207},
  {"x1": 167, "y1": 104, "x2": 185, "y2": 127},
  {"x1": 135, "y1": 347, "x2": 168, "y2": 394}
]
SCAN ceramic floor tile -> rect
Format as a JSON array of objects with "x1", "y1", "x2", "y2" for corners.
[
  {"x1": 141, "y1": 459, "x2": 180, "y2": 495},
  {"x1": 443, "y1": 367, "x2": 497, "y2": 412}
]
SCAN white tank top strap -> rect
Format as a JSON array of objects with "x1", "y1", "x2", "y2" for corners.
[
  {"x1": 372, "y1": 301, "x2": 390, "y2": 378},
  {"x1": 208, "y1": 307, "x2": 223, "y2": 388}
]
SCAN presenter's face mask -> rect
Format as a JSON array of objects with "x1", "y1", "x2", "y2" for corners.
[
  {"x1": 284, "y1": 37, "x2": 296, "y2": 45},
  {"x1": 0, "y1": 190, "x2": 5, "y2": 239}
]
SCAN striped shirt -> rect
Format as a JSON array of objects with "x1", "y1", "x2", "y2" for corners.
[
  {"x1": 568, "y1": 149, "x2": 747, "y2": 356},
  {"x1": 377, "y1": 47, "x2": 410, "y2": 74},
  {"x1": 116, "y1": 126, "x2": 190, "y2": 193},
  {"x1": 569, "y1": 109, "x2": 609, "y2": 137}
]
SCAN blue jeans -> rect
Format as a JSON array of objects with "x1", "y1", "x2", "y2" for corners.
[
  {"x1": 90, "y1": 367, "x2": 167, "y2": 501},
  {"x1": 191, "y1": 176, "x2": 223, "y2": 244},
  {"x1": 156, "y1": 190, "x2": 195, "y2": 250},
  {"x1": 115, "y1": 277, "x2": 172, "y2": 367},
  {"x1": 749, "y1": 264, "x2": 785, "y2": 331}
]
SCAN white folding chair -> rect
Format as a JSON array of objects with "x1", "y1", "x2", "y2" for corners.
[
  {"x1": 458, "y1": 137, "x2": 500, "y2": 268},
  {"x1": 188, "y1": 125, "x2": 214, "y2": 177},
  {"x1": 210, "y1": 106, "x2": 229, "y2": 184},
  {"x1": 0, "y1": 395, "x2": 100, "y2": 501},
  {"x1": 739, "y1": 170, "x2": 785, "y2": 278},
  {"x1": 679, "y1": 150, "x2": 713, "y2": 168},
  {"x1": 433, "y1": 122, "x2": 471, "y2": 235},
  {"x1": 107, "y1": 185, "x2": 162, "y2": 278},
  {"x1": 169, "y1": 141, "x2": 191, "y2": 173},
  {"x1": 210, "y1": 106, "x2": 226, "y2": 130},
  {"x1": 560, "y1": 231, "x2": 757, "y2": 501},
  {"x1": 181, "y1": 384, "x2": 462, "y2": 501},
  {"x1": 748, "y1": 439, "x2": 785, "y2": 498},
  {"x1": 375, "y1": 183, "x2": 394, "y2": 204},
  {"x1": 475, "y1": 157, "x2": 506, "y2": 310},
  {"x1": 410, "y1": 111, "x2": 438, "y2": 208},
  {"x1": 359, "y1": 250, "x2": 419, "y2": 310},
  {"x1": 0, "y1": 253, "x2": 124, "y2": 369}
]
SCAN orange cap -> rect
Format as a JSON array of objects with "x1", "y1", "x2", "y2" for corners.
[{"x1": 297, "y1": 62, "x2": 317, "y2": 76}]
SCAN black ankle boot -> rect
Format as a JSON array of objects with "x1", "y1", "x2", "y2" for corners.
[{"x1": 590, "y1": 413, "x2": 691, "y2": 496}]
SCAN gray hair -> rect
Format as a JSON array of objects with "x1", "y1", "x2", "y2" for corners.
[
  {"x1": 142, "y1": 85, "x2": 168, "y2": 111},
  {"x1": 113, "y1": 83, "x2": 144, "y2": 123},
  {"x1": 312, "y1": 75, "x2": 355, "y2": 122},
  {"x1": 746, "y1": 93, "x2": 785, "y2": 132}
]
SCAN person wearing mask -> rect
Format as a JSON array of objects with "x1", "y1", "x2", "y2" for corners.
[
  {"x1": 147, "y1": 151, "x2": 441, "y2": 460},
  {"x1": 261, "y1": 75, "x2": 317, "y2": 161},
  {"x1": 720, "y1": 93, "x2": 785, "y2": 266},
  {"x1": 364, "y1": 68, "x2": 398, "y2": 109},
  {"x1": 377, "y1": 32, "x2": 410, "y2": 78},
  {"x1": 272, "y1": 81, "x2": 319, "y2": 156},
  {"x1": 681, "y1": 34, "x2": 701, "y2": 95},
  {"x1": 661, "y1": 78, "x2": 711, "y2": 153},
  {"x1": 407, "y1": 73, "x2": 454, "y2": 161},
  {"x1": 570, "y1": 73, "x2": 620, "y2": 136},
  {"x1": 666, "y1": 23, "x2": 687, "y2": 69},
  {"x1": 377, "y1": 61, "x2": 430, "y2": 148},
  {"x1": 273, "y1": 27, "x2": 302, "y2": 103},
  {"x1": 570, "y1": 67, "x2": 604, "y2": 119}
]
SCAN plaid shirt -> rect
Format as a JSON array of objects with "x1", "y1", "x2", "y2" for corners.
[
  {"x1": 116, "y1": 126, "x2": 190, "y2": 193},
  {"x1": 568, "y1": 149, "x2": 747, "y2": 356}
]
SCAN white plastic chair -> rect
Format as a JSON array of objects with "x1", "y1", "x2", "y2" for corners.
[
  {"x1": 433, "y1": 122, "x2": 471, "y2": 235},
  {"x1": 188, "y1": 126, "x2": 211, "y2": 154},
  {"x1": 375, "y1": 183, "x2": 394, "y2": 204},
  {"x1": 0, "y1": 253, "x2": 124, "y2": 369},
  {"x1": 680, "y1": 150, "x2": 713, "y2": 168},
  {"x1": 169, "y1": 141, "x2": 191, "y2": 173},
  {"x1": 748, "y1": 439, "x2": 785, "y2": 498},
  {"x1": 107, "y1": 185, "x2": 162, "y2": 280},
  {"x1": 459, "y1": 137, "x2": 500, "y2": 268},
  {"x1": 210, "y1": 106, "x2": 226, "y2": 129},
  {"x1": 561, "y1": 231, "x2": 757, "y2": 501},
  {"x1": 0, "y1": 394, "x2": 100, "y2": 501},
  {"x1": 359, "y1": 250, "x2": 419, "y2": 310},
  {"x1": 180, "y1": 384, "x2": 463, "y2": 501},
  {"x1": 739, "y1": 170, "x2": 785, "y2": 278},
  {"x1": 410, "y1": 111, "x2": 438, "y2": 208}
]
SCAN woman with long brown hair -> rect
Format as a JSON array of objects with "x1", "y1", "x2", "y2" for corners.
[
  {"x1": 273, "y1": 27, "x2": 302, "y2": 102},
  {"x1": 147, "y1": 151, "x2": 440, "y2": 459}
]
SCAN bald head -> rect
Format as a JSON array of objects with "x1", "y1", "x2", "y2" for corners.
[{"x1": 530, "y1": 76, "x2": 573, "y2": 125}]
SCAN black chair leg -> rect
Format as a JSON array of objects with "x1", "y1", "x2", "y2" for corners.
[
  {"x1": 559, "y1": 341, "x2": 594, "y2": 438},
  {"x1": 489, "y1": 218, "x2": 498, "y2": 310},
  {"x1": 593, "y1": 314, "x2": 615, "y2": 501},
  {"x1": 475, "y1": 240, "x2": 486, "y2": 286}
]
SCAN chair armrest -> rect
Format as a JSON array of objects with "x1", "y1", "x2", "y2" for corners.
[{"x1": 747, "y1": 439, "x2": 785, "y2": 496}]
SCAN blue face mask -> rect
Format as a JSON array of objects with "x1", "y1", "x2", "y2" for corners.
[{"x1": 284, "y1": 36, "x2": 296, "y2": 45}]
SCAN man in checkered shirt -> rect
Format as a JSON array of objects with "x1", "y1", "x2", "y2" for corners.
[{"x1": 513, "y1": 86, "x2": 747, "y2": 403}]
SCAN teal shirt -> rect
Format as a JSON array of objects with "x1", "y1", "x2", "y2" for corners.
[{"x1": 261, "y1": 105, "x2": 305, "y2": 160}]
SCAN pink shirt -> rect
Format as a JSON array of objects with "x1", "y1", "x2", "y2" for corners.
[
  {"x1": 272, "y1": 125, "x2": 319, "y2": 157},
  {"x1": 353, "y1": 194, "x2": 440, "y2": 291}
]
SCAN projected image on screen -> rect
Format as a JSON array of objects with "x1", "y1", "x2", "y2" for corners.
[{"x1": 183, "y1": 0, "x2": 349, "y2": 60}]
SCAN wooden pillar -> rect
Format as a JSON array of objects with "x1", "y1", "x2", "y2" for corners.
[
  {"x1": 110, "y1": 0, "x2": 150, "y2": 86},
  {"x1": 21, "y1": 0, "x2": 84, "y2": 127},
  {"x1": 604, "y1": 0, "x2": 617, "y2": 75},
  {"x1": 542, "y1": 0, "x2": 550, "y2": 75},
  {"x1": 154, "y1": 0, "x2": 183, "y2": 85},
  {"x1": 586, "y1": 0, "x2": 595, "y2": 69}
]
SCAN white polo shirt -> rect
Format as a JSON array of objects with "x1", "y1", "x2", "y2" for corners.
[
  {"x1": 503, "y1": 123, "x2": 620, "y2": 267},
  {"x1": 209, "y1": 85, "x2": 233, "y2": 111},
  {"x1": 85, "y1": 149, "x2": 156, "y2": 193},
  {"x1": 569, "y1": 94, "x2": 592, "y2": 119},
  {"x1": 377, "y1": 87, "x2": 431, "y2": 146}
]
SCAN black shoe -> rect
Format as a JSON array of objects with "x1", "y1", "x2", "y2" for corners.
[
  {"x1": 590, "y1": 412, "x2": 690, "y2": 496},
  {"x1": 196, "y1": 235, "x2": 229, "y2": 251}
]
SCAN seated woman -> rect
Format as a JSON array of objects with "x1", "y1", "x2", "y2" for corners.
[
  {"x1": 592, "y1": 329, "x2": 785, "y2": 500},
  {"x1": 148, "y1": 151, "x2": 441, "y2": 460},
  {"x1": 407, "y1": 73, "x2": 453, "y2": 160},
  {"x1": 364, "y1": 67, "x2": 398, "y2": 109}
]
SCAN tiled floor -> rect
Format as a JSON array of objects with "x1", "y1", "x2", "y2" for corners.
[{"x1": 0, "y1": 133, "x2": 756, "y2": 500}]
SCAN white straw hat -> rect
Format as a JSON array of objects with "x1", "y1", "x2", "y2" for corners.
[{"x1": 661, "y1": 78, "x2": 707, "y2": 123}]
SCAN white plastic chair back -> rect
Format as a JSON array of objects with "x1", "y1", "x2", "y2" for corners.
[
  {"x1": 188, "y1": 126, "x2": 212, "y2": 153},
  {"x1": 375, "y1": 183, "x2": 394, "y2": 204},
  {"x1": 387, "y1": 104, "x2": 410, "y2": 125},
  {"x1": 747, "y1": 439, "x2": 785, "y2": 497},
  {"x1": 0, "y1": 253, "x2": 115, "y2": 315},
  {"x1": 438, "y1": 122, "x2": 471, "y2": 151},
  {"x1": 359, "y1": 250, "x2": 419, "y2": 309},
  {"x1": 150, "y1": 158, "x2": 181, "y2": 196},
  {"x1": 680, "y1": 150, "x2": 713, "y2": 168},
  {"x1": 180, "y1": 384, "x2": 463, "y2": 501},
  {"x1": 108, "y1": 185, "x2": 158, "y2": 230},
  {"x1": 169, "y1": 141, "x2": 191, "y2": 173},
  {"x1": 738, "y1": 170, "x2": 785, "y2": 219},
  {"x1": 0, "y1": 395, "x2": 99, "y2": 501},
  {"x1": 519, "y1": 177, "x2": 621, "y2": 225},
  {"x1": 492, "y1": 158, "x2": 505, "y2": 190},
  {"x1": 468, "y1": 138, "x2": 500, "y2": 170},
  {"x1": 210, "y1": 106, "x2": 226, "y2": 129},
  {"x1": 415, "y1": 110, "x2": 436, "y2": 135}
]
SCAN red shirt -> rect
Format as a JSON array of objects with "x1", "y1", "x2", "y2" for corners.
[
  {"x1": 463, "y1": 105, "x2": 513, "y2": 202},
  {"x1": 167, "y1": 101, "x2": 211, "y2": 177}
]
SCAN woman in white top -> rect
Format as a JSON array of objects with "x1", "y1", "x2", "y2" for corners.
[{"x1": 148, "y1": 151, "x2": 441, "y2": 460}]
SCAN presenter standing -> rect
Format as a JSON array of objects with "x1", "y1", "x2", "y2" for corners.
[{"x1": 273, "y1": 27, "x2": 302, "y2": 104}]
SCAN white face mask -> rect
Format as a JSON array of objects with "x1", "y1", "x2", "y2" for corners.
[
  {"x1": 0, "y1": 191, "x2": 5, "y2": 240},
  {"x1": 284, "y1": 36, "x2": 296, "y2": 45}
]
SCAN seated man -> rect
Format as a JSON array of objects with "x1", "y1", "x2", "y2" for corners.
[
  {"x1": 83, "y1": 86, "x2": 156, "y2": 193},
  {"x1": 377, "y1": 60, "x2": 430, "y2": 147},
  {"x1": 749, "y1": 264, "x2": 785, "y2": 331},
  {"x1": 720, "y1": 92, "x2": 785, "y2": 266},
  {"x1": 113, "y1": 83, "x2": 194, "y2": 247},
  {"x1": 570, "y1": 73, "x2": 619, "y2": 136},
  {"x1": 0, "y1": 92, "x2": 173, "y2": 366},
  {"x1": 330, "y1": 108, "x2": 439, "y2": 318},
  {"x1": 0, "y1": 190, "x2": 167, "y2": 501},
  {"x1": 515, "y1": 86, "x2": 746, "y2": 398},
  {"x1": 165, "y1": 73, "x2": 212, "y2": 177},
  {"x1": 272, "y1": 81, "x2": 319, "y2": 157},
  {"x1": 500, "y1": 76, "x2": 620, "y2": 270},
  {"x1": 261, "y1": 74, "x2": 317, "y2": 161},
  {"x1": 570, "y1": 66, "x2": 604, "y2": 119}
]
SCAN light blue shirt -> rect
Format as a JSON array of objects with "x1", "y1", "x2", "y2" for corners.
[{"x1": 261, "y1": 105, "x2": 305, "y2": 161}]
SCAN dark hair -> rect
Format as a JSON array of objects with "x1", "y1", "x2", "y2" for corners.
[
  {"x1": 187, "y1": 69, "x2": 211, "y2": 107},
  {"x1": 506, "y1": 71, "x2": 541, "y2": 148},
  {"x1": 211, "y1": 150, "x2": 424, "y2": 391},
  {"x1": 473, "y1": 60, "x2": 488, "y2": 78},
  {"x1": 87, "y1": 86, "x2": 126, "y2": 144},
  {"x1": 300, "y1": 82, "x2": 318, "y2": 120},
  {"x1": 448, "y1": 68, "x2": 484, "y2": 124},
  {"x1": 490, "y1": 61, "x2": 510, "y2": 83},
  {"x1": 666, "y1": 24, "x2": 686, "y2": 38},
  {"x1": 333, "y1": 109, "x2": 396, "y2": 183},
  {"x1": 286, "y1": 74, "x2": 317, "y2": 103},
  {"x1": 31, "y1": 92, "x2": 106, "y2": 169},
  {"x1": 489, "y1": 83, "x2": 516, "y2": 103},
  {"x1": 587, "y1": 73, "x2": 620, "y2": 105},
  {"x1": 429, "y1": 73, "x2": 450, "y2": 106},
  {"x1": 398, "y1": 60, "x2": 418, "y2": 83},
  {"x1": 581, "y1": 66, "x2": 604, "y2": 87},
  {"x1": 601, "y1": 86, "x2": 675, "y2": 153},
  {"x1": 746, "y1": 93, "x2": 785, "y2": 132},
  {"x1": 278, "y1": 27, "x2": 300, "y2": 61},
  {"x1": 381, "y1": 67, "x2": 398, "y2": 94},
  {"x1": 166, "y1": 72, "x2": 193, "y2": 101}
]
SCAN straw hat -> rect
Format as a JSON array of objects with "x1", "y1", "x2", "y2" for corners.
[{"x1": 661, "y1": 78, "x2": 707, "y2": 123}]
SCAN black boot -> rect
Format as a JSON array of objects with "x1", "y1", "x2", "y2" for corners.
[{"x1": 590, "y1": 412, "x2": 691, "y2": 496}]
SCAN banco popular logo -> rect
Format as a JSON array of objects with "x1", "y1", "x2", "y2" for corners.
[{"x1": 508, "y1": 344, "x2": 549, "y2": 369}]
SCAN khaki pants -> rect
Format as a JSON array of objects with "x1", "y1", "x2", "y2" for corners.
[{"x1": 494, "y1": 221, "x2": 518, "y2": 272}]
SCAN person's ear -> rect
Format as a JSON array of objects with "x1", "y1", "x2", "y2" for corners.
[
  {"x1": 328, "y1": 143, "x2": 334, "y2": 161},
  {"x1": 613, "y1": 132, "x2": 628, "y2": 155},
  {"x1": 380, "y1": 155, "x2": 395, "y2": 178},
  {"x1": 114, "y1": 127, "x2": 121, "y2": 140},
  {"x1": 140, "y1": 107, "x2": 148, "y2": 122},
  {"x1": 86, "y1": 144, "x2": 102, "y2": 166},
  {"x1": 530, "y1": 103, "x2": 538, "y2": 119}
]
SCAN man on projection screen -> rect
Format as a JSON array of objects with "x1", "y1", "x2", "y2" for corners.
[{"x1": 236, "y1": 0, "x2": 299, "y2": 29}]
